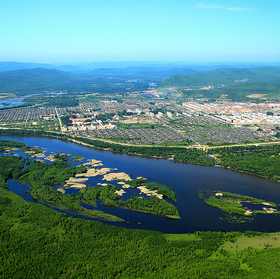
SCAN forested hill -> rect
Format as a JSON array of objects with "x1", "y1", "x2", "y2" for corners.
[
  {"x1": 0, "y1": 68, "x2": 150, "y2": 96},
  {"x1": 159, "y1": 67, "x2": 280, "y2": 88},
  {"x1": 0, "y1": 68, "x2": 79, "y2": 94}
]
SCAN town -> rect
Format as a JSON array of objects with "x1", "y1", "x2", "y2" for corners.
[{"x1": 1, "y1": 94, "x2": 279, "y2": 146}]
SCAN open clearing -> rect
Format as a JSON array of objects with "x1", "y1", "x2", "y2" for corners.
[{"x1": 223, "y1": 233, "x2": 280, "y2": 252}]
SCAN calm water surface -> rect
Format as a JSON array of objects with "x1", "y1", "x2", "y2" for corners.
[{"x1": 2, "y1": 135, "x2": 280, "y2": 233}]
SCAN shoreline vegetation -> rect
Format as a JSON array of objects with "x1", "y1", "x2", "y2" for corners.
[
  {"x1": 0, "y1": 139, "x2": 180, "y2": 221},
  {"x1": 199, "y1": 190, "x2": 280, "y2": 222},
  {"x1": 1, "y1": 128, "x2": 280, "y2": 183},
  {"x1": 3, "y1": 139, "x2": 280, "y2": 276},
  {"x1": 3, "y1": 187, "x2": 280, "y2": 278}
]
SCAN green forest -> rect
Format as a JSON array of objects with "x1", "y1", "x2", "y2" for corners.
[
  {"x1": 2, "y1": 139, "x2": 280, "y2": 277},
  {"x1": 159, "y1": 67, "x2": 280, "y2": 88},
  {"x1": 0, "y1": 68, "x2": 150, "y2": 95},
  {"x1": 2, "y1": 162, "x2": 280, "y2": 277}
]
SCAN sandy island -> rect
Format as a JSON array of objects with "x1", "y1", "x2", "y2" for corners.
[
  {"x1": 44, "y1": 154, "x2": 56, "y2": 161},
  {"x1": 138, "y1": 186, "x2": 163, "y2": 199},
  {"x1": 263, "y1": 207, "x2": 277, "y2": 213},
  {"x1": 75, "y1": 167, "x2": 112, "y2": 177},
  {"x1": 57, "y1": 188, "x2": 66, "y2": 194},
  {"x1": 83, "y1": 159, "x2": 104, "y2": 167},
  {"x1": 245, "y1": 210, "x2": 253, "y2": 215},
  {"x1": 97, "y1": 183, "x2": 109, "y2": 186},
  {"x1": 262, "y1": 202, "x2": 273, "y2": 206},
  {"x1": 115, "y1": 189, "x2": 126, "y2": 196},
  {"x1": 24, "y1": 150, "x2": 46, "y2": 158},
  {"x1": 102, "y1": 172, "x2": 132, "y2": 181},
  {"x1": 64, "y1": 177, "x2": 88, "y2": 188}
]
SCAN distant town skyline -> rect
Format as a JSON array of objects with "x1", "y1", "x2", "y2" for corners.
[{"x1": 1, "y1": 0, "x2": 280, "y2": 63}]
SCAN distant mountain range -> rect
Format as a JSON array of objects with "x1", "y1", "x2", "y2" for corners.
[
  {"x1": 0, "y1": 62, "x2": 280, "y2": 95},
  {"x1": 1, "y1": 60, "x2": 280, "y2": 75},
  {"x1": 158, "y1": 67, "x2": 280, "y2": 88}
]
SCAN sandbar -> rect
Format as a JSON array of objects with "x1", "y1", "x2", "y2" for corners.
[
  {"x1": 102, "y1": 172, "x2": 132, "y2": 181},
  {"x1": 44, "y1": 155, "x2": 56, "y2": 161},
  {"x1": 245, "y1": 210, "x2": 253, "y2": 215},
  {"x1": 83, "y1": 159, "x2": 104, "y2": 167},
  {"x1": 75, "y1": 167, "x2": 112, "y2": 177},
  {"x1": 215, "y1": 192, "x2": 223, "y2": 196},
  {"x1": 138, "y1": 186, "x2": 163, "y2": 199},
  {"x1": 122, "y1": 184, "x2": 131, "y2": 189},
  {"x1": 57, "y1": 188, "x2": 66, "y2": 194},
  {"x1": 65, "y1": 177, "x2": 89, "y2": 183},
  {"x1": 262, "y1": 202, "x2": 273, "y2": 206},
  {"x1": 31, "y1": 153, "x2": 45, "y2": 158},
  {"x1": 66, "y1": 183, "x2": 87, "y2": 189},
  {"x1": 97, "y1": 183, "x2": 109, "y2": 186},
  {"x1": 263, "y1": 207, "x2": 277, "y2": 213},
  {"x1": 115, "y1": 189, "x2": 126, "y2": 196}
]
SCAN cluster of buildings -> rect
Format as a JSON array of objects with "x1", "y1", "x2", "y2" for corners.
[{"x1": 183, "y1": 101, "x2": 280, "y2": 125}]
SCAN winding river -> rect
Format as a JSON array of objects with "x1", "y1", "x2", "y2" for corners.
[{"x1": 2, "y1": 135, "x2": 280, "y2": 233}]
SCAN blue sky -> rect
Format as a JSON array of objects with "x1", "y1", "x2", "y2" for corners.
[{"x1": 1, "y1": 0, "x2": 279, "y2": 63}]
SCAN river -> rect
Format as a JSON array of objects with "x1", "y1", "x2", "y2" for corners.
[{"x1": 2, "y1": 135, "x2": 280, "y2": 233}]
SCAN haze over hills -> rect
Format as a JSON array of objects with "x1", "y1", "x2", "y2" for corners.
[
  {"x1": 0, "y1": 68, "x2": 79, "y2": 94},
  {"x1": 158, "y1": 67, "x2": 280, "y2": 88},
  {"x1": 1, "y1": 61, "x2": 280, "y2": 75},
  {"x1": 0, "y1": 65, "x2": 280, "y2": 96}
]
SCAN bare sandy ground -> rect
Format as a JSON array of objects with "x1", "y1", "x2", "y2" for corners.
[
  {"x1": 138, "y1": 186, "x2": 163, "y2": 199},
  {"x1": 262, "y1": 202, "x2": 273, "y2": 206},
  {"x1": 245, "y1": 210, "x2": 253, "y2": 215},
  {"x1": 65, "y1": 177, "x2": 89, "y2": 183},
  {"x1": 64, "y1": 177, "x2": 88, "y2": 188},
  {"x1": 102, "y1": 172, "x2": 132, "y2": 181},
  {"x1": 97, "y1": 183, "x2": 109, "y2": 186},
  {"x1": 75, "y1": 167, "x2": 112, "y2": 177},
  {"x1": 83, "y1": 159, "x2": 104, "y2": 167},
  {"x1": 263, "y1": 207, "x2": 277, "y2": 213},
  {"x1": 115, "y1": 189, "x2": 126, "y2": 196},
  {"x1": 44, "y1": 154, "x2": 56, "y2": 161},
  {"x1": 57, "y1": 188, "x2": 66, "y2": 194},
  {"x1": 215, "y1": 192, "x2": 223, "y2": 196},
  {"x1": 66, "y1": 183, "x2": 87, "y2": 188},
  {"x1": 122, "y1": 184, "x2": 131, "y2": 188}
]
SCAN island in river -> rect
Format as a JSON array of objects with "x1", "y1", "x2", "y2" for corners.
[{"x1": 1, "y1": 139, "x2": 180, "y2": 221}]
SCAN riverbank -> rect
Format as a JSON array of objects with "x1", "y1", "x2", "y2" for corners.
[{"x1": 2, "y1": 127, "x2": 280, "y2": 183}]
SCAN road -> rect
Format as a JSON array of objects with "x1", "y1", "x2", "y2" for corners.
[{"x1": 55, "y1": 107, "x2": 63, "y2": 133}]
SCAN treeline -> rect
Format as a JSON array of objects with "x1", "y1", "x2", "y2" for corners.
[
  {"x1": 81, "y1": 183, "x2": 180, "y2": 218},
  {"x1": 0, "y1": 139, "x2": 26, "y2": 151},
  {"x1": 3, "y1": 129, "x2": 280, "y2": 181},
  {"x1": 208, "y1": 144, "x2": 280, "y2": 181},
  {"x1": 119, "y1": 196, "x2": 180, "y2": 218},
  {"x1": 24, "y1": 95, "x2": 79, "y2": 107},
  {"x1": 0, "y1": 156, "x2": 25, "y2": 188}
]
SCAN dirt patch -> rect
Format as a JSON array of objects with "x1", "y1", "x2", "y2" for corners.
[{"x1": 247, "y1": 94, "x2": 267, "y2": 99}]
